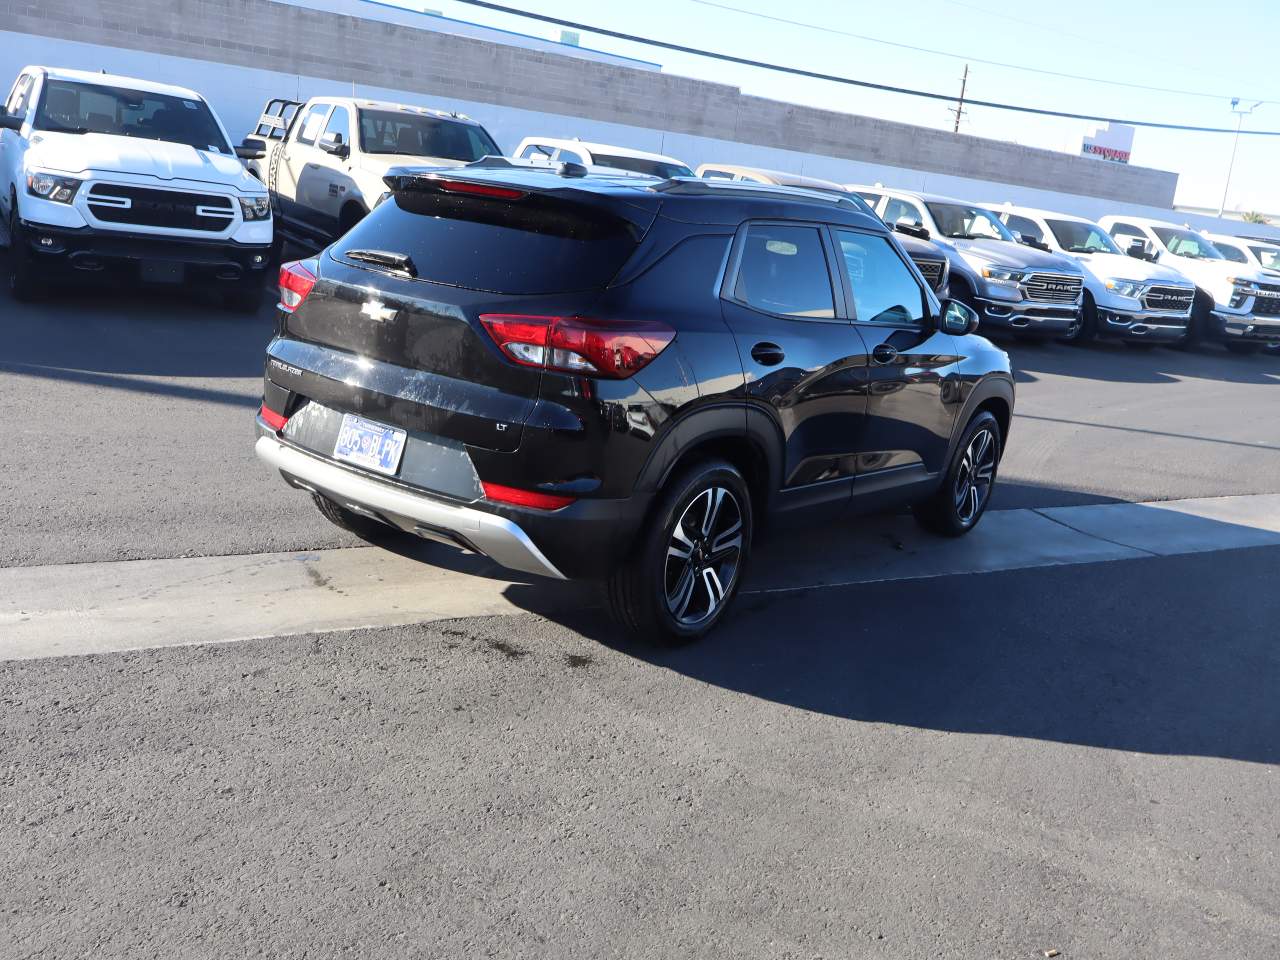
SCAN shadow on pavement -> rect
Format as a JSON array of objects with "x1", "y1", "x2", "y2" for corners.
[
  {"x1": 498, "y1": 508, "x2": 1280, "y2": 765},
  {"x1": 1000, "y1": 334, "x2": 1279, "y2": 387}
]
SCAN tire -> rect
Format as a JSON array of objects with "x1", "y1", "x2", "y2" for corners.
[
  {"x1": 1173, "y1": 295, "x2": 1210, "y2": 351},
  {"x1": 914, "y1": 411, "x2": 1002, "y2": 537},
  {"x1": 312, "y1": 492, "x2": 395, "y2": 542},
  {"x1": 338, "y1": 204, "x2": 367, "y2": 237},
  {"x1": 7, "y1": 203, "x2": 41, "y2": 303},
  {"x1": 1057, "y1": 298, "x2": 1094, "y2": 344},
  {"x1": 1225, "y1": 341, "x2": 1259, "y2": 355},
  {"x1": 608, "y1": 458, "x2": 752, "y2": 646}
]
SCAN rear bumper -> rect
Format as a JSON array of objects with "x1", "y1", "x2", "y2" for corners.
[
  {"x1": 17, "y1": 219, "x2": 272, "y2": 281},
  {"x1": 974, "y1": 297, "x2": 1080, "y2": 336},
  {"x1": 255, "y1": 434, "x2": 568, "y2": 580}
]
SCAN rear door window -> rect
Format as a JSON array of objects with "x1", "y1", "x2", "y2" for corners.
[
  {"x1": 295, "y1": 103, "x2": 330, "y2": 146},
  {"x1": 883, "y1": 197, "x2": 924, "y2": 228},
  {"x1": 730, "y1": 224, "x2": 836, "y2": 319},
  {"x1": 1004, "y1": 214, "x2": 1044, "y2": 243},
  {"x1": 334, "y1": 186, "x2": 644, "y2": 294}
]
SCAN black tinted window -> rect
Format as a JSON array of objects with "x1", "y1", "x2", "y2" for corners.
[
  {"x1": 34, "y1": 79, "x2": 230, "y2": 153},
  {"x1": 732, "y1": 224, "x2": 835, "y2": 319},
  {"x1": 334, "y1": 188, "x2": 641, "y2": 295},
  {"x1": 836, "y1": 231, "x2": 926, "y2": 325},
  {"x1": 359, "y1": 110, "x2": 499, "y2": 160}
]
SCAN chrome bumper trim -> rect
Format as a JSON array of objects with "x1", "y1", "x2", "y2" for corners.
[{"x1": 255, "y1": 435, "x2": 567, "y2": 580}]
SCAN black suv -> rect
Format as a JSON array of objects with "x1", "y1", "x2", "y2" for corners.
[{"x1": 255, "y1": 164, "x2": 1015, "y2": 642}]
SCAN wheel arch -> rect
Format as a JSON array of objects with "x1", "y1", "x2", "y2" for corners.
[{"x1": 951, "y1": 375, "x2": 1015, "y2": 462}]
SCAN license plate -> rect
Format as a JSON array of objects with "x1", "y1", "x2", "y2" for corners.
[
  {"x1": 139, "y1": 261, "x2": 185, "y2": 284},
  {"x1": 333, "y1": 414, "x2": 407, "y2": 476}
]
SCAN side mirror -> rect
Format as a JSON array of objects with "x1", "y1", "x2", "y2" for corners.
[
  {"x1": 893, "y1": 217, "x2": 930, "y2": 241},
  {"x1": 235, "y1": 137, "x2": 266, "y2": 160},
  {"x1": 939, "y1": 298, "x2": 980, "y2": 336},
  {"x1": 0, "y1": 113, "x2": 23, "y2": 132},
  {"x1": 319, "y1": 132, "x2": 349, "y2": 158}
]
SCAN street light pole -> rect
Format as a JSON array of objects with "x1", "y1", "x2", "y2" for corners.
[{"x1": 1218, "y1": 98, "x2": 1263, "y2": 218}]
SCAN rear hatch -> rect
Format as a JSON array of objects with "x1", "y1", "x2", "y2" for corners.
[{"x1": 277, "y1": 170, "x2": 657, "y2": 451}]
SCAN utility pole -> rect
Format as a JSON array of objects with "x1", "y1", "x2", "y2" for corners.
[
  {"x1": 1218, "y1": 98, "x2": 1263, "y2": 217},
  {"x1": 951, "y1": 64, "x2": 969, "y2": 133}
]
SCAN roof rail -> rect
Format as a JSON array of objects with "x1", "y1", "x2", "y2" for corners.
[{"x1": 652, "y1": 177, "x2": 862, "y2": 208}]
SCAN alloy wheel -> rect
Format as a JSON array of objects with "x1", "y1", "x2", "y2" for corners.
[
  {"x1": 664, "y1": 486, "x2": 744, "y2": 627},
  {"x1": 953, "y1": 426, "x2": 997, "y2": 526}
]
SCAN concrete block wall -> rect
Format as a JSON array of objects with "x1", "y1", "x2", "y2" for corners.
[{"x1": 1, "y1": 0, "x2": 1180, "y2": 207}]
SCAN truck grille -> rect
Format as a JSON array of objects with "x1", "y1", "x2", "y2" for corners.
[
  {"x1": 86, "y1": 184, "x2": 236, "y2": 232},
  {"x1": 1141, "y1": 285, "x2": 1194, "y2": 313},
  {"x1": 1252, "y1": 283, "x2": 1280, "y2": 316},
  {"x1": 910, "y1": 256, "x2": 946, "y2": 291},
  {"x1": 1022, "y1": 273, "x2": 1083, "y2": 303}
]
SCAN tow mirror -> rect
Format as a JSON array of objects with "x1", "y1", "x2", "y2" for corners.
[
  {"x1": 939, "y1": 298, "x2": 980, "y2": 336},
  {"x1": 893, "y1": 216, "x2": 930, "y2": 241},
  {"x1": 0, "y1": 113, "x2": 23, "y2": 132},
  {"x1": 235, "y1": 137, "x2": 266, "y2": 160},
  {"x1": 319, "y1": 132, "x2": 349, "y2": 159}
]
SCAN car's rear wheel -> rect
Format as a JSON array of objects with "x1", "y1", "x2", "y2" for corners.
[
  {"x1": 914, "y1": 411, "x2": 1002, "y2": 537},
  {"x1": 312, "y1": 492, "x2": 395, "y2": 542},
  {"x1": 7, "y1": 204, "x2": 41, "y2": 303},
  {"x1": 608, "y1": 459, "x2": 752, "y2": 646}
]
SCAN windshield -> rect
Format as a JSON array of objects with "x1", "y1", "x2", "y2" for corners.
[
  {"x1": 1047, "y1": 219, "x2": 1123, "y2": 255},
  {"x1": 590, "y1": 153, "x2": 693, "y2": 178},
  {"x1": 32, "y1": 79, "x2": 231, "y2": 153},
  {"x1": 358, "y1": 110, "x2": 500, "y2": 160},
  {"x1": 926, "y1": 202, "x2": 1016, "y2": 241},
  {"x1": 1152, "y1": 227, "x2": 1223, "y2": 260},
  {"x1": 1250, "y1": 245, "x2": 1280, "y2": 270}
]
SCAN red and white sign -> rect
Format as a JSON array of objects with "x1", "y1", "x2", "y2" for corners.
[{"x1": 1082, "y1": 123, "x2": 1135, "y2": 164}]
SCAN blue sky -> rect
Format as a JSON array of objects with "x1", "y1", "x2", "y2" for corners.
[{"x1": 428, "y1": 0, "x2": 1280, "y2": 214}]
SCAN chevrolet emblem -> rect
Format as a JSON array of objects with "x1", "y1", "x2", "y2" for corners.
[{"x1": 361, "y1": 299, "x2": 397, "y2": 323}]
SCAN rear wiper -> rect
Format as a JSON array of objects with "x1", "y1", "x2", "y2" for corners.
[{"x1": 344, "y1": 249, "x2": 417, "y2": 277}]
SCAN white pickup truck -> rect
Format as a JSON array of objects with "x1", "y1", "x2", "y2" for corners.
[
  {"x1": 1, "y1": 65, "x2": 272, "y2": 307},
  {"x1": 1097, "y1": 215, "x2": 1278, "y2": 353},
  {"x1": 245, "y1": 96, "x2": 503, "y2": 252}
]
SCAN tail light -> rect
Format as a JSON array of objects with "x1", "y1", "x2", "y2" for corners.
[
  {"x1": 481, "y1": 481, "x2": 575, "y2": 510},
  {"x1": 258, "y1": 403, "x2": 289, "y2": 431},
  {"x1": 278, "y1": 259, "x2": 317, "y2": 313},
  {"x1": 435, "y1": 180, "x2": 527, "y2": 200},
  {"x1": 479, "y1": 314, "x2": 675, "y2": 379}
]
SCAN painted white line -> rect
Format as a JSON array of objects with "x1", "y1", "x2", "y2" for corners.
[{"x1": 2, "y1": 494, "x2": 1278, "y2": 661}]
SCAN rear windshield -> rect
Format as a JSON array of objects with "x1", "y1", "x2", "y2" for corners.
[
  {"x1": 33, "y1": 79, "x2": 231, "y2": 154},
  {"x1": 334, "y1": 189, "x2": 643, "y2": 294},
  {"x1": 591, "y1": 154, "x2": 693, "y2": 179},
  {"x1": 358, "y1": 109, "x2": 500, "y2": 160}
]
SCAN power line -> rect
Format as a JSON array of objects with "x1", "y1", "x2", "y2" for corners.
[
  {"x1": 448, "y1": 0, "x2": 1280, "y2": 135},
  {"x1": 689, "y1": 0, "x2": 1278, "y2": 105}
]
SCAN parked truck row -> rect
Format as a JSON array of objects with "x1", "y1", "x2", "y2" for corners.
[{"x1": 2, "y1": 64, "x2": 1278, "y2": 353}]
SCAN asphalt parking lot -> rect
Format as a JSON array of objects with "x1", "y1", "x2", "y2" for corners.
[{"x1": 3, "y1": 281, "x2": 1279, "y2": 958}]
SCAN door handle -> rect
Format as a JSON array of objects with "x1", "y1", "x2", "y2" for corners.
[
  {"x1": 872, "y1": 344, "x2": 899, "y2": 365},
  {"x1": 750, "y1": 342, "x2": 785, "y2": 366}
]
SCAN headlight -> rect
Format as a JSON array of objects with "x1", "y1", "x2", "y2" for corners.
[
  {"x1": 238, "y1": 195, "x2": 271, "y2": 221},
  {"x1": 26, "y1": 171, "x2": 81, "y2": 204},
  {"x1": 981, "y1": 266, "x2": 1024, "y2": 286},
  {"x1": 1104, "y1": 279, "x2": 1144, "y2": 298}
]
